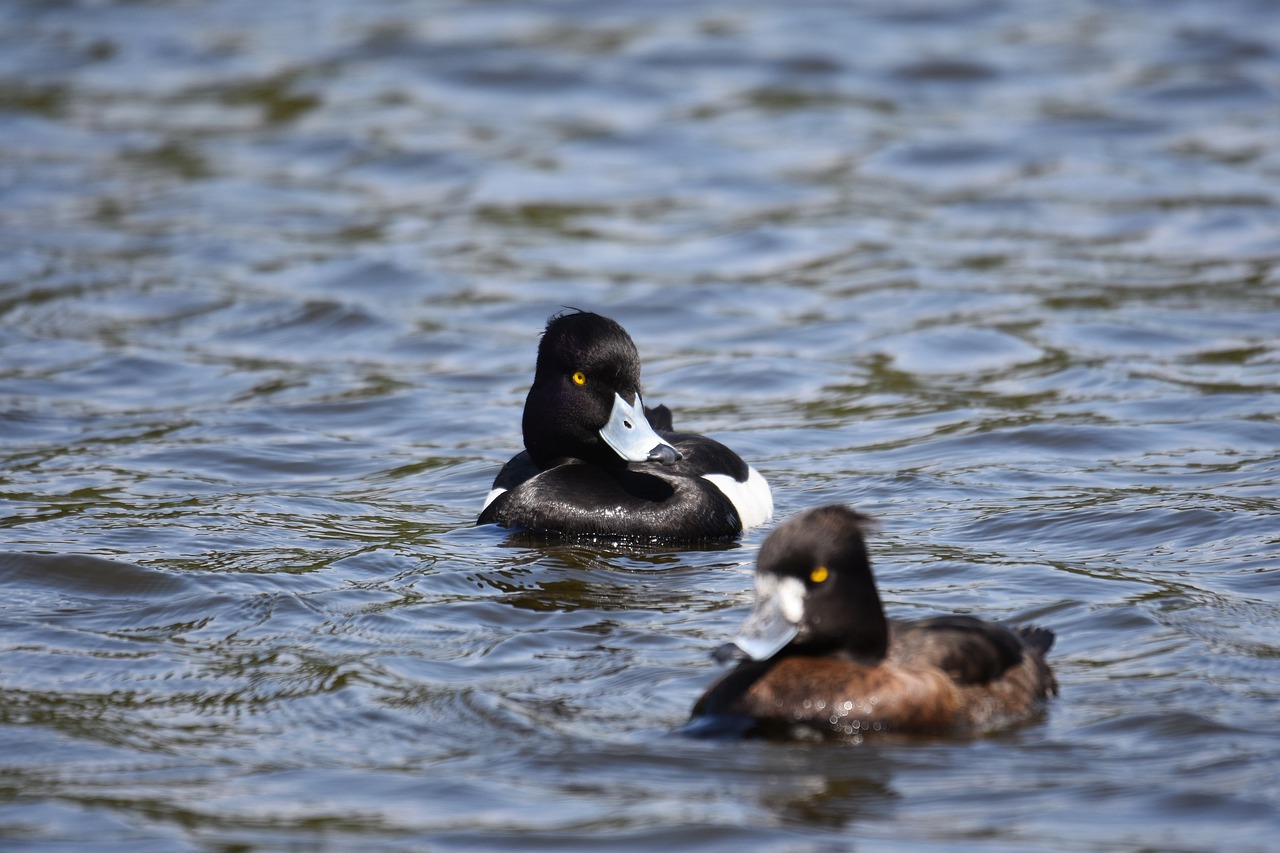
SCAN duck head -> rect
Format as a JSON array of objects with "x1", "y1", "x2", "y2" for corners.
[
  {"x1": 522, "y1": 311, "x2": 681, "y2": 469},
  {"x1": 717, "y1": 505, "x2": 889, "y2": 664}
]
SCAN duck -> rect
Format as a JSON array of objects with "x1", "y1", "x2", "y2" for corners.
[
  {"x1": 478, "y1": 310, "x2": 773, "y2": 541},
  {"x1": 690, "y1": 504, "x2": 1057, "y2": 738}
]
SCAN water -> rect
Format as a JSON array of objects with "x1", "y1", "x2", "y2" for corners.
[{"x1": 2, "y1": 0, "x2": 1279, "y2": 849}]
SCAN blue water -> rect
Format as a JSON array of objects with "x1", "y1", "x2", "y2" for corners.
[{"x1": 2, "y1": 0, "x2": 1279, "y2": 850}]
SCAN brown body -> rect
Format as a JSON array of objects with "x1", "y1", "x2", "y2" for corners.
[{"x1": 694, "y1": 621, "x2": 1056, "y2": 737}]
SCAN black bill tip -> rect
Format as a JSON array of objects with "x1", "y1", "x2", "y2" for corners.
[
  {"x1": 712, "y1": 642, "x2": 748, "y2": 664},
  {"x1": 647, "y1": 443, "x2": 682, "y2": 465}
]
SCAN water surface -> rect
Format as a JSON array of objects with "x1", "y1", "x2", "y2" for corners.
[{"x1": 2, "y1": 0, "x2": 1279, "y2": 850}]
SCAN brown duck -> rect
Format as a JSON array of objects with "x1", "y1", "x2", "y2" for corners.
[{"x1": 691, "y1": 505, "x2": 1057, "y2": 739}]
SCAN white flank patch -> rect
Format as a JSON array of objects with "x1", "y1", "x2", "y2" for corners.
[
  {"x1": 481, "y1": 487, "x2": 507, "y2": 513},
  {"x1": 702, "y1": 466, "x2": 773, "y2": 531}
]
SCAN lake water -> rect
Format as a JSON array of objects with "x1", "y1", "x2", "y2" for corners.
[{"x1": 2, "y1": 0, "x2": 1279, "y2": 850}]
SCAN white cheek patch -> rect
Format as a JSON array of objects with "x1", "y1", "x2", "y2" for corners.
[
  {"x1": 773, "y1": 576, "x2": 807, "y2": 625},
  {"x1": 481, "y1": 487, "x2": 507, "y2": 512},
  {"x1": 731, "y1": 572, "x2": 804, "y2": 661},
  {"x1": 750, "y1": 573, "x2": 807, "y2": 624},
  {"x1": 702, "y1": 466, "x2": 773, "y2": 531}
]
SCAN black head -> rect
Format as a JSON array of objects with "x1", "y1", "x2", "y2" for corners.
[
  {"x1": 723, "y1": 505, "x2": 889, "y2": 663},
  {"x1": 521, "y1": 311, "x2": 679, "y2": 469}
]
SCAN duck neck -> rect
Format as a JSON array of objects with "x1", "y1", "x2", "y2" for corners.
[
  {"x1": 843, "y1": 615, "x2": 889, "y2": 664},
  {"x1": 846, "y1": 582, "x2": 890, "y2": 662},
  {"x1": 812, "y1": 584, "x2": 891, "y2": 663},
  {"x1": 522, "y1": 388, "x2": 620, "y2": 471}
]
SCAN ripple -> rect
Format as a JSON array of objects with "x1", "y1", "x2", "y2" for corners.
[
  {"x1": 0, "y1": 552, "x2": 189, "y2": 598},
  {"x1": 875, "y1": 325, "x2": 1043, "y2": 376}
]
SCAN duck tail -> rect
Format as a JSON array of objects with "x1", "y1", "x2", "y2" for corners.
[{"x1": 1015, "y1": 625, "x2": 1055, "y2": 657}]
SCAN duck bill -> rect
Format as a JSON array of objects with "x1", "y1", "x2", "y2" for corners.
[
  {"x1": 599, "y1": 393, "x2": 681, "y2": 464},
  {"x1": 725, "y1": 578, "x2": 801, "y2": 662}
]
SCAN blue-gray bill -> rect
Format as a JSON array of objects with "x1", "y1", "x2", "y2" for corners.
[{"x1": 599, "y1": 392, "x2": 682, "y2": 464}]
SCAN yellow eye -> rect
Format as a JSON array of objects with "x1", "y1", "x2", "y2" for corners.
[
  {"x1": 572, "y1": 371, "x2": 587, "y2": 386},
  {"x1": 809, "y1": 566, "x2": 829, "y2": 584}
]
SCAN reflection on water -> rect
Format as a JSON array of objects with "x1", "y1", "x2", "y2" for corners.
[{"x1": 2, "y1": 0, "x2": 1280, "y2": 850}]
